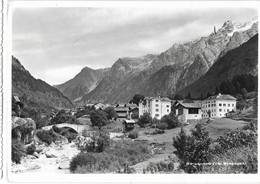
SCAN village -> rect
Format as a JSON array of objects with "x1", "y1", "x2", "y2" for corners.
[{"x1": 11, "y1": 91, "x2": 257, "y2": 174}]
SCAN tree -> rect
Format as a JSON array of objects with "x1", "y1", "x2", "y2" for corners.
[
  {"x1": 186, "y1": 93, "x2": 192, "y2": 100},
  {"x1": 173, "y1": 124, "x2": 212, "y2": 173},
  {"x1": 240, "y1": 88, "x2": 248, "y2": 100},
  {"x1": 137, "y1": 113, "x2": 152, "y2": 128},
  {"x1": 130, "y1": 94, "x2": 145, "y2": 105},
  {"x1": 200, "y1": 93, "x2": 204, "y2": 100},
  {"x1": 174, "y1": 94, "x2": 184, "y2": 100},
  {"x1": 215, "y1": 87, "x2": 219, "y2": 95},
  {"x1": 103, "y1": 107, "x2": 117, "y2": 120},
  {"x1": 90, "y1": 110, "x2": 109, "y2": 129},
  {"x1": 161, "y1": 112, "x2": 180, "y2": 129}
]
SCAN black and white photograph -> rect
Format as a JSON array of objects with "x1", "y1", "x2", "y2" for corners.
[{"x1": 3, "y1": 0, "x2": 259, "y2": 182}]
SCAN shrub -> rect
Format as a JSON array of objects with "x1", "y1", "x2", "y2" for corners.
[
  {"x1": 217, "y1": 129, "x2": 257, "y2": 150},
  {"x1": 36, "y1": 129, "x2": 57, "y2": 145},
  {"x1": 161, "y1": 112, "x2": 180, "y2": 129},
  {"x1": 143, "y1": 160, "x2": 175, "y2": 174},
  {"x1": 156, "y1": 122, "x2": 168, "y2": 130},
  {"x1": 12, "y1": 140, "x2": 25, "y2": 164},
  {"x1": 131, "y1": 112, "x2": 139, "y2": 119},
  {"x1": 202, "y1": 145, "x2": 257, "y2": 174},
  {"x1": 26, "y1": 144, "x2": 36, "y2": 155},
  {"x1": 75, "y1": 129, "x2": 110, "y2": 152},
  {"x1": 137, "y1": 113, "x2": 152, "y2": 128},
  {"x1": 70, "y1": 140, "x2": 151, "y2": 173},
  {"x1": 150, "y1": 129, "x2": 165, "y2": 135},
  {"x1": 50, "y1": 109, "x2": 77, "y2": 125},
  {"x1": 128, "y1": 131, "x2": 139, "y2": 139}
]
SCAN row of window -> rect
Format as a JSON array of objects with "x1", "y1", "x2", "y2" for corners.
[
  {"x1": 202, "y1": 114, "x2": 225, "y2": 118},
  {"x1": 155, "y1": 104, "x2": 170, "y2": 108},
  {"x1": 202, "y1": 108, "x2": 231, "y2": 113},
  {"x1": 203, "y1": 103, "x2": 235, "y2": 108}
]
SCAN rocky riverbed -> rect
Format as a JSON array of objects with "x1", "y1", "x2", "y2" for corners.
[{"x1": 12, "y1": 142, "x2": 80, "y2": 174}]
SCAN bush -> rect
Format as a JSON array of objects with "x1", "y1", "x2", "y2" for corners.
[
  {"x1": 161, "y1": 112, "x2": 180, "y2": 129},
  {"x1": 137, "y1": 113, "x2": 152, "y2": 128},
  {"x1": 50, "y1": 109, "x2": 77, "y2": 125},
  {"x1": 156, "y1": 122, "x2": 168, "y2": 130},
  {"x1": 128, "y1": 131, "x2": 139, "y2": 139},
  {"x1": 70, "y1": 140, "x2": 151, "y2": 173},
  {"x1": 26, "y1": 144, "x2": 36, "y2": 155},
  {"x1": 12, "y1": 140, "x2": 25, "y2": 164},
  {"x1": 36, "y1": 129, "x2": 57, "y2": 145},
  {"x1": 143, "y1": 160, "x2": 175, "y2": 174},
  {"x1": 202, "y1": 145, "x2": 257, "y2": 173},
  {"x1": 150, "y1": 129, "x2": 165, "y2": 135},
  {"x1": 131, "y1": 112, "x2": 139, "y2": 119},
  {"x1": 75, "y1": 129, "x2": 110, "y2": 153},
  {"x1": 217, "y1": 129, "x2": 257, "y2": 150}
]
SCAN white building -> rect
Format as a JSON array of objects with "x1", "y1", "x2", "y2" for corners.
[
  {"x1": 139, "y1": 96, "x2": 171, "y2": 119},
  {"x1": 202, "y1": 93, "x2": 237, "y2": 119}
]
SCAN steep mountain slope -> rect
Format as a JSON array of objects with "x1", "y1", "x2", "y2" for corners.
[
  {"x1": 12, "y1": 56, "x2": 74, "y2": 110},
  {"x1": 54, "y1": 67, "x2": 110, "y2": 102},
  {"x1": 178, "y1": 34, "x2": 258, "y2": 98},
  {"x1": 77, "y1": 18, "x2": 258, "y2": 103}
]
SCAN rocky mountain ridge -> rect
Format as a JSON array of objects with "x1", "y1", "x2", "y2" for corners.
[{"x1": 56, "y1": 18, "x2": 258, "y2": 104}]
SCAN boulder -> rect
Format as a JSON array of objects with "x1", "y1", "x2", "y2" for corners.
[
  {"x1": 45, "y1": 149, "x2": 62, "y2": 158},
  {"x1": 12, "y1": 117, "x2": 36, "y2": 144},
  {"x1": 58, "y1": 161, "x2": 70, "y2": 170}
]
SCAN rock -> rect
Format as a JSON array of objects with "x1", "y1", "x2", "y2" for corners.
[
  {"x1": 26, "y1": 164, "x2": 41, "y2": 171},
  {"x1": 45, "y1": 149, "x2": 62, "y2": 158},
  {"x1": 25, "y1": 155, "x2": 37, "y2": 159},
  {"x1": 35, "y1": 145, "x2": 43, "y2": 153},
  {"x1": 58, "y1": 161, "x2": 70, "y2": 170},
  {"x1": 33, "y1": 152, "x2": 39, "y2": 158},
  {"x1": 39, "y1": 153, "x2": 47, "y2": 159},
  {"x1": 12, "y1": 117, "x2": 36, "y2": 144}
]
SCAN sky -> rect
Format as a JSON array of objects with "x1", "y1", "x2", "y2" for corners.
[{"x1": 12, "y1": 7, "x2": 258, "y2": 85}]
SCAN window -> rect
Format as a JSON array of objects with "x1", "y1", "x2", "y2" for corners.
[
  {"x1": 219, "y1": 103, "x2": 222, "y2": 106},
  {"x1": 155, "y1": 100, "x2": 159, "y2": 102},
  {"x1": 155, "y1": 104, "x2": 159, "y2": 107},
  {"x1": 227, "y1": 109, "x2": 229, "y2": 112},
  {"x1": 228, "y1": 104, "x2": 230, "y2": 107},
  {"x1": 167, "y1": 109, "x2": 169, "y2": 112},
  {"x1": 219, "y1": 109, "x2": 222, "y2": 112},
  {"x1": 224, "y1": 109, "x2": 226, "y2": 112},
  {"x1": 156, "y1": 109, "x2": 159, "y2": 112},
  {"x1": 232, "y1": 104, "x2": 234, "y2": 107},
  {"x1": 188, "y1": 108, "x2": 199, "y2": 114},
  {"x1": 166, "y1": 105, "x2": 169, "y2": 108},
  {"x1": 223, "y1": 104, "x2": 226, "y2": 107},
  {"x1": 155, "y1": 114, "x2": 159, "y2": 117}
]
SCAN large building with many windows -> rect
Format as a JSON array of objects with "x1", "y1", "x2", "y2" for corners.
[
  {"x1": 202, "y1": 93, "x2": 237, "y2": 119},
  {"x1": 139, "y1": 96, "x2": 171, "y2": 119}
]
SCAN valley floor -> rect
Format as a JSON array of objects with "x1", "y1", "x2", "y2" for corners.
[{"x1": 12, "y1": 117, "x2": 250, "y2": 174}]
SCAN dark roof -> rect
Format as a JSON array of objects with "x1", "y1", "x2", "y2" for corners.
[{"x1": 205, "y1": 93, "x2": 236, "y2": 101}]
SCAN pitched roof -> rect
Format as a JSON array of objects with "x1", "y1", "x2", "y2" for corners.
[
  {"x1": 123, "y1": 119, "x2": 136, "y2": 124},
  {"x1": 177, "y1": 102, "x2": 202, "y2": 109},
  {"x1": 205, "y1": 93, "x2": 236, "y2": 101}
]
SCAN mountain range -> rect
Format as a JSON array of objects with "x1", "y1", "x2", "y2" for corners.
[{"x1": 54, "y1": 18, "x2": 257, "y2": 104}]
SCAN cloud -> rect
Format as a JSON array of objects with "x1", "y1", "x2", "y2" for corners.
[{"x1": 12, "y1": 7, "x2": 258, "y2": 85}]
